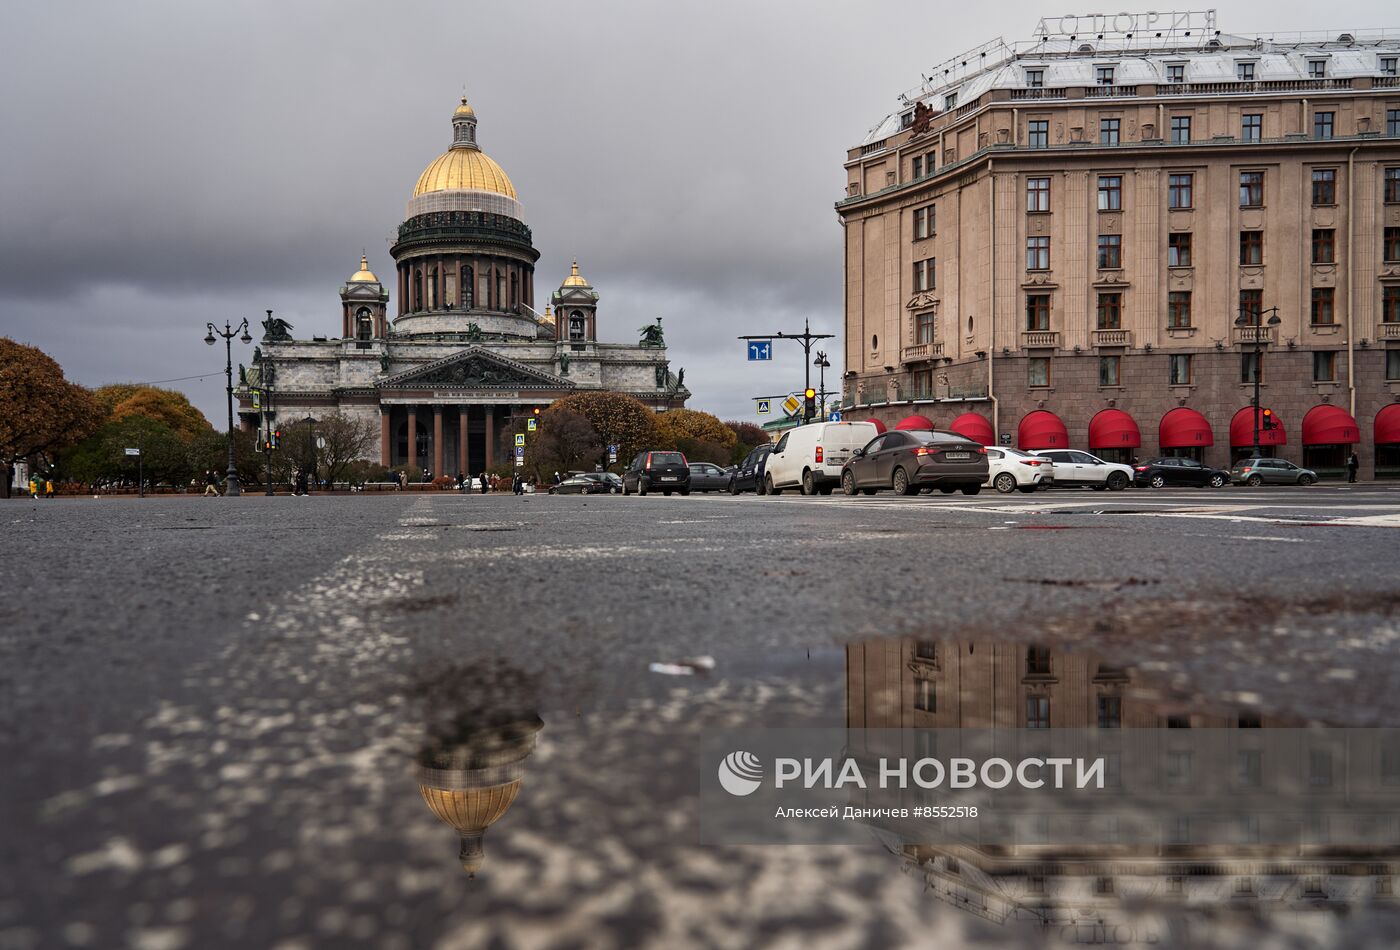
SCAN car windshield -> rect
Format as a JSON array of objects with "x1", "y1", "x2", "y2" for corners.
[
  {"x1": 906, "y1": 430, "x2": 971, "y2": 444},
  {"x1": 647, "y1": 452, "x2": 684, "y2": 467}
]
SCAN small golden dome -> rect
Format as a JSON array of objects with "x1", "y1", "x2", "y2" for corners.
[
  {"x1": 349, "y1": 253, "x2": 379, "y2": 283},
  {"x1": 562, "y1": 259, "x2": 589, "y2": 287},
  {"x1": 453, "y1": 96, "x2": 476, "y2": 118}
]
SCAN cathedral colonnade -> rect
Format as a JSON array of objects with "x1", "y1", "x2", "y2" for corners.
[{"x1": 379, "y1": 403, "x2": 527, "y2": 477}]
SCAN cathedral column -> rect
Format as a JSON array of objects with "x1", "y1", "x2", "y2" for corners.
[
  {"x1": 458, "y1": 407, "x2": 468, "y2": 476},
  {"x1": 484, "y1": 407, "x2": 495, "y2": 470},
  {"x1": 437, "y1": 255, "x2": 445, "y2": 311},
  {"x1": 380, "y1": 407, "x2": 392, "y2": 467},
  {"x1": 433, "y1": 406, "x2": 444, "y2": 477},
  {"x1": 407, "y1": 405, "x2": 418, "y2": 471}
]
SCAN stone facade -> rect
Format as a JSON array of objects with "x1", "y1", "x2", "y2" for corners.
[{"x1": 837, "y1": 23, "x2": 1400, "y2": 477}]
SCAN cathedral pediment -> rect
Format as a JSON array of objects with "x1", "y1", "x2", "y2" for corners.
[{"x1": 379, "y1": 347, "x2": 573, "y2": 391}]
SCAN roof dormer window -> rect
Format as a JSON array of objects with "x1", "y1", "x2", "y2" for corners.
[
  {"x1": 1166, "y1": 63, "x2": 1185, "y2": 83},
  {"x1": 1382, "y1": 56, "x2": 1398, "y2": 76},
  {"x1": 1308, "y1": 59, "x2": 1327, "y2": 79},
  {"x1": 1025, "y1": 68, "x2": 1044, "y2": 88},
  {"x1": 1236, "y1": 61, "x2": 1256, "y2": 81},
  {"x1": 1095, "y1": 65, "x2": 1116, "y2": 85},
  {"x1": 900, "y1": 111, "x2": 914, "y2": 129},
  {"x1": 944, "y1": 91, "x2": 958, "y2": 110}
]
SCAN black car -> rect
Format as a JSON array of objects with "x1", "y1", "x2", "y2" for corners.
[
  {"x1": 550, "y1": 473, "x2": 612, "y2": 495},
  {"x1": 688, "y1": 462, "x2": 731, "y2": 492},
  {"x1": 622, "y1": 451, "x2": 691, "y2": 496},
  {"x1": 729, "y1": 444, "x2": 774, "y2": 495},
  {"x1": 1132, "y1": 457, "x2": 1230, "y2": 488},
  {"x1": 842, "y1": 429, "x2": 988, "y2": 496}
]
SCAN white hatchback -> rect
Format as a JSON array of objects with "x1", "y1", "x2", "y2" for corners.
[{"x1": 984, "y1": 447, "x2": 1055, "y2": 493}]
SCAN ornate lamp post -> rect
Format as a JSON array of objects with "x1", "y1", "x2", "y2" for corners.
[
  {"x1": 1233, "y1": 307, "x2": 1282, "y2": 459},
  {"x1": 204, "y1": 318, "x2": 252, "y2": 496},
  {"x1": 814, "y1": 351, "x2": 831, "y2": 418}
]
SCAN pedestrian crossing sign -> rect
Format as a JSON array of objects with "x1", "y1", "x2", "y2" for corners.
[
  {"x1": 527, "y1": 418, "x2": 537, "y2": 432},
  {"x1": 756, "y1": 399, "x2": 771, "y2": 415},
  {"x1": 515, "y1": 433, "x2": 526, "y2": 446}
]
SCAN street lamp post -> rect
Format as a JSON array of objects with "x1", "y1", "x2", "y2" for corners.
[
  {"x1": 302, "y1": 415, "x2": 316, "y2": 494},
  {"x1": 1233, "y1": 307, "x2": 1282, "y2": 459},
  {"x1": 204, "y1": 318, "x2": 252, "y2": 496},
  {"x1": 814, "y1": 351, "x2": 831, "y2": 419}
]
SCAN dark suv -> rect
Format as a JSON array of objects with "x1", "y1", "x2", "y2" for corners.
[
  {"x1": 729, "y1": 444, "x2": 774, "y2": 495},
  {"x1": 622, "y1": 451, "x2": 691, "y2": 496},
  {"x1": 1132, "y1": 457, "x2": 1230, "y2": 488}
]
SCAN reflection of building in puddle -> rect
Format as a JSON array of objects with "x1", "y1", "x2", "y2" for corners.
[
  {"x1": 848, "y1": 638, "x2": 1400, "y2": 931},
  {"x1": 409, "y1": 664, "x2": 542, "y2": 876}
]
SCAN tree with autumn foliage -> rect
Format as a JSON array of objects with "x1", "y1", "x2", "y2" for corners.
[
  {"x1": 655, "y1": 407, "x2": 736, "y2": 465},
  {"x1": 724, "y1": 421, "x2": 770, "y2": 463},
  {"x1": 58, "y1": 385, "x2": 215, "y2": 490},
  {"x1": 548, "y1": 391, "x2": 660, "y2": 469},
  {"x1": 95, "y1": 384, "x2": 211, "y2": 440},
  {"x1": 0, "y1": 338, "x2": 100, "y2": 497}
]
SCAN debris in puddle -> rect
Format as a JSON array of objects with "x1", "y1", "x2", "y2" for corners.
[{"x1": 648, "y1": 655, "x2": 716, "y2": 676}]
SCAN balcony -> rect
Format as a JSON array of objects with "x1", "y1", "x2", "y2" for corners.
[
  {"x1": 1085, "y1": 84, "x2": 1138, "y2": 98},
  {"x1": 1009, "y1": 87, "x2": 1066, "y2": 101},
  {"x1": 1379, "y1": 322, "x2": 1400, "y2": 340},
  {"x1": 1022, "y1": 330, "x2": 1060, "y2": 349},
  {"x1": 901, "y1": 341, "x2": 944, "y2": 363},
  {"x1": 1233, "y1": 325, "x2": 1278, "y2": 345},
  {"x1": 1092, "y1": 329, "x2": 1132, "y2": 347}
]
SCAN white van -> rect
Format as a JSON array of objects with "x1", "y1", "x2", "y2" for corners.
[{"x1": 764, "y1": 420, "x2": 879, "y2": 495}]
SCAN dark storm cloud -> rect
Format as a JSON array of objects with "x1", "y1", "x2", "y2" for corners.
[{"x1": 0, "y1": 0, "x2": 1384, "y2": 423}]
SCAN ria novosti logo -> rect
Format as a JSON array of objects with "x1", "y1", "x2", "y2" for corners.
[{"x1": 717, "y1": 751, "x2": 764, "y2": 796}]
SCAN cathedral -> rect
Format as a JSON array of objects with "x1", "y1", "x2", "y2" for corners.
[{"x1": 237, "y1": 96, "x2": 688, "y2": 475}]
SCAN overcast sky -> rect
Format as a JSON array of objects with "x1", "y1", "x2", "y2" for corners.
[{"x1": 1, "y1": 0, "x2": 1388, "y2": 425}]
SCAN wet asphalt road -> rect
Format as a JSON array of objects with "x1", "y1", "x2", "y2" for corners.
[{"x1": 3, "y1": 485, "x2": 1400, "y2": 950}]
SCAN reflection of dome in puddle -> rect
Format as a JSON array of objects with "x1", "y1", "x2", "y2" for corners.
[{"x1": 418, "y1": 715, "x2": 543, "y2": 875}]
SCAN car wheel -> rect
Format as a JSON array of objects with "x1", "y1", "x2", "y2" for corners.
[
  {"x1": 993, "y1": 473, "x2": 1017, "y2": 494},
  {"x1": 1107, "y1": 472, "x2": 1129, "y2": 491},
  {"x1": 766, "y1": 474, "x2": 781, "y2": 496},
  {"x1": 756, "y1": 476, "x2": 767, "y2": 496},
  {"x1": 1298, "y1": 474, "x2": 1316, "y2": 486},
  {"x1": 961, "y1": 484, "x2": 981, "y2": 496},
  {"x1": 638, "y1": 479, "x2": 648, "y2": 496},
  {"x1": 842, "y1": 471, "x2": 857, "y2": 495},
  {"x1": 892, "y1": 467, "x2": 915, "y2": 496},
  {"x1": 1209, "y1": 474, "x2": 1226, "y2": 488},
  {"x1": 802, "y1": 470, "x2": 816, "y2": 496},
  {"x1": 1149, "y1": 474, "x2": 1166, "y2": 489},
  {"x1": 1247, "y1": 474, "x2": 1263, "y2": 487}
]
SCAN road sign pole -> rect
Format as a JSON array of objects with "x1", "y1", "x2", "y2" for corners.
[{"x1": 739, "y1": 320, "x2": 835, "y2": 426}]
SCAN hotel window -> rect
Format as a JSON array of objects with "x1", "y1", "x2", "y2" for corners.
[
  {"x1": 1241, "y1": 351, "x2": 1261, "y2": 384},
  {"x1": 1097, "y1": 696, "x2": 1122, "y2": 728},
  {"x1": 1028, "y1": 119, "x2": 1049, "y2": 148},
  {"x1": 1026, "y1": 176, "x2": 1051, "y2": 211},
  {"x1": 1312, "y1": 228, "x2": 1336, "y2": 264},
  {"x1": 1026, "y1": 236, "x2": 1050, "y2": 270},
  {"x1": 1309, "y1": 59, "x2": 1328, "y2": 78},
  {"x1": 1100, "y1": 117, "x2": 1120, "y2": 145},
  {"x1": 1097, "y1": 175, "x2": 1122, "y2": 210},
  {"x1": 1025, "y1": 294, "x2": 1050, "y2": 330},
  {"x1": 915, "y1": 311, "x2": 936, "y2": 344},
  {"x1": 1242, "y1": 112, "x2": 1262, "y2": 142},
  {"x1": 1168, "y1": 173, "x2": 1194, "y2": 209},
  {"x1": 1026, "y1": 696, "x2": 1050, "y2": 728},
  {"x1": 1312, "y1": 287, "x2": 1336, "y2": 325},
  {"x1": 912, "y1": 257, "x2": 936, "y2": 292},
  {"x1": 1096, "y1": 292, "x2": 1122, "y2": 328},
  {"x1": 944, "y1": 92, "x2": 957, "y2": 110},
  {"x1": 1026, "y1": 646, "x2": 1051, "y2": 674},
  {"x1": 1169, "y1": 353, "x2": 1193, "y2": 385},
  {"x1": 1170, "y1": 115, "x2": 1191, "y2": 144},
  {"x1": 914, "y1": 677, "x2": 936, "y2": 712},
  {"x1": 1384, "y1": 227, "x2": 1400, "y2": 262},
  {"x1": 1028, "y1": 357, "x2": 1051, "y2": 388},
  {"x1": 1314, "y1": 111, "x2": 1335, "y2": 139},
  {"x1": 1390, "y1": 109, "x2": 1400, "y2": 137},
  {"x1": 1166, "y1": 62, "x2": 1185, "y2": 83},
  {"x1": 1314, "y1": 351, "x2": 1338, "y2": 382},
  {"x1": 1239, "y1": 230, "x2": 1263, "y2": 265},
  {"x1": 1240, "y1": 288, "x2": 1263, "y2": 323},
  {"x1": 1239, "y1": 170, "x2": 1264, "y2": 207},
  {"x1": 1236, "y1": 61, "x2": 1255, "y2": 81},
  {"x1": 1387, "y1": 287, "x2": 1400, "y2": 323},
  {"x1": 1025, "y1": 68, "x2": 1044, "y2": 88},
  {"x1": 1382, "y1": 56, "x2": 1399, "y2": 76},
  {"x1": 1385, "y1": 168, "x2": 1400, "y2": 203},
  {"x1": 912, "y1": 368, "x2": 934, "y2": 398},
  {"x1": 1168, "y1": 292, "x2": 1193, "y2": 329},
  {"x1": 924, "y1": 150, "x2": 936, "y2": 172},
  {"x1": 1098, "y1": 355, "x2": 1121, "y2": 387},
  {"x1": 1097, "y1": 234, "x2": 1122, "y2": 269},
  {"x1": 1312, "y1": 168, "x2": 1337, "y2": 205},
  {"x1": 1391, "y1": 351, "x2": 1400, "y2": 381},
  {"x1": 913, "y1": 204, "x2": 935, "y2": 240},
  {"x1": 1168, "y1": 233, "x2": 1193, "y2": 266},
  {"x1": 1096, "y1": 65, "x2": 1115, "y2": 85},
  {"x1": 911, "y1": 155, "x2": 923, "y2": 178}
]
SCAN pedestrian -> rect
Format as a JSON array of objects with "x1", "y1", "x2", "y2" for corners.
[
  {"x1": 1347, "y1": 452, "x2": 1360, "y2": 484},
  {"x1": 512, "y1": 472, "x2": 524, "y2": 495},
  {"x1": 204, "y1": 470, "x2": 220, "y2": 496},
  {"x1": 479, "y1": 470, "x2": 489, "y2": 494},
  {"x1": 44, "y1": 478, "x2": 54, "y2": 499},
  {"x1": 295, "y1": 468, "x2": 309, "y2": 496},
  {"x1": 422, "y1": 467, "x2": 430, "y2": 484},
  {"x1": 455, "y1": 471, "x2": 464, "y2": 490},
  {"x1": 28, "y1": 476, "x2": 39, "y2": 499},
  {"x1": 553, "y1": 471, "x2": 561, "y2": 486}
]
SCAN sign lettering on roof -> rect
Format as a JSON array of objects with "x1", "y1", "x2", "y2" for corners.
[{"x1": 1033, "y1": 10, "x2": 1217, "y2": 40}]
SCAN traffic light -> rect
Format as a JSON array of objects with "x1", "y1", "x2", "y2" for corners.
[
  {"x1": 1261, "y1": 408, "x2": 1276, "y2": 430},
  {"x1": 803, "y1": 388, "x2": 816, "y2": 421},
  {"x1": 272, "y1": 428, "x2": 282, "y2": 449},
  {"x1": 533, "y1": 407, "x2": 541, "y2": 416}
]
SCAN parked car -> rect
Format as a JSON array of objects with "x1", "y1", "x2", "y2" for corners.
[
  {"x1": 1029, "y1": 450, "x2": 1133, "y2": 491},
  {"x1": 622, "y1": 451, "x2": 691, "y2": 496},
  {"x1": 841, "y1": 429, "x2": 988, "y2": 496},
  {"x1": 765, "y1": 421, "x2": 879, "y2": 495},
  {"x1": 1132, "y1": 457, "x2": 1230, "y2": 488},
  {"x1": 600, "y1": 472, "x2": 623, "y2": 493},
  {"x1": 984, "y1": 447, "x2": 1055, "y2": 494},
  {"x1": 730, "y1": 444, "x2": 773, "y2": 495},
  {"x1": 551, "y1": 474, "x2": 611, "y2": 495},
  {"x1": 688, "y1": 462, "x2": 731, "y2": 492},
  {"x1": 1230, "y1": 457, "x2": 1319, "y2": 486}
]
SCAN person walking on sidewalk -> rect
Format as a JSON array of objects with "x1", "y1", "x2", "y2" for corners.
[
  {"x1": 479, "y1": 470, "x2": 489, "y2": 494},
  {"x1": 1347, "y1": 452, "x2": 1360, "y2": 484},
  {"x1": 204, "y1": 470, "x2": 220, "y2": 496},
  {"x1": 28, "y1": 476, "x2": 39, "y2": 499}
]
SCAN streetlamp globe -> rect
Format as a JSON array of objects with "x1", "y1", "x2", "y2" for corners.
[{"x1": 204, "y1": 331, "x2": 217, "y2": 345}]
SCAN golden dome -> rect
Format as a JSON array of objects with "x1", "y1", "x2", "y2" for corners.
[
  {"x1": 412, "y1": 146, "x2": 516, "y2": 199},
  {"x1": 348, "y1": 253, "x2": 379, "y2": 283},
  {"x1": 562, "y1": 259, "x2": 589, "y2": 287},
  {"x1": 420, "y1": 782, "x2": 521, "y2": 876},
  {"x1": 453, "y1": 95, "x2": 475, "y2": 118}
]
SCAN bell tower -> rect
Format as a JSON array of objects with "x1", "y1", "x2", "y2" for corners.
[
  {"x1": 550, "y1": 260, "x2": 598, "y2": 344},
  {"x1": 341, "y1": 254, "x2": 389, "y2": 340}
]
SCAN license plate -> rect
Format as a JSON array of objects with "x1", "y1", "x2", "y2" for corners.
[
  {"x1": 660, "y1": 476, "x2": 678, "y2": 482},
  {"x1": 944, "y1": 452, "x2": 971, "y2": 460}
]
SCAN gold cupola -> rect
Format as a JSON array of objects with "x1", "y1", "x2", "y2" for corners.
[
  {"x1": 561, "y1": 259, "x2": 590, "y2": 288},
  {"x1": 348, "y1": 253, "x2": 379, "y2": 284},
  {"x1": 411, "y1": 96, "x2": 517, "y2": 200}
]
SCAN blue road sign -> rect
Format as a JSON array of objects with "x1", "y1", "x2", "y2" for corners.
[
  {"x1": 746, "y1": 340, "x2": 773, "y2": 361},
  {"x1": 514, "y1": 445, "x2": 525, "y2": 459},
  {"x1": 756, "y1": 399, "x2": 771, "y2": 415},
  {"x1": 828, "y1": 411, "x2": 842, "y2": 422},
  {"x1": 514, "y1": 433, "x2": 526, "y2": 446}
]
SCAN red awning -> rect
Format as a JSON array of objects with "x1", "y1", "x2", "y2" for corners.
[
  {"x1": 1376, "y1": 404, "x2": 1400, "y2": 445},
  {"x1": 1229, "y1": 406, "x2": 1287, "y2": 447},
  {"x1": 895, "y1": 414, "x2": 936, "y2": 431},
  {"x1": 1017, "y1": 410, "x2": 1069, "y2": 450},
  {"x1": 1159, "y1": 408, "x2": 1214, "y2": 448},
  {"x1": 948, "y1": 412, "x2": 994, "y2": 446},
  {"x1": 1087, "y1": 409, "x2": 1141, "y2": 450},
  {"x1": 1302, "y1": 405, "x2": 1360, "y2": 445},
  {"x1": 868, "y1": 418, "x2": 887, "y2": 434}
]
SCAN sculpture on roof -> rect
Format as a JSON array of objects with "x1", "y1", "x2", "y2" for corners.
[
  {"x1": 465, "y1": 322, "x2": 484, "y2": 342},
  {"x1": 911, "y1": 100, "x2": 934, "y2": 136},
  {"x1": 639, "y1": 318, "x2": 665, "y2": 347},
  {"x1": 261, "y1": 314, "x2": 294, "y2": 342}
]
